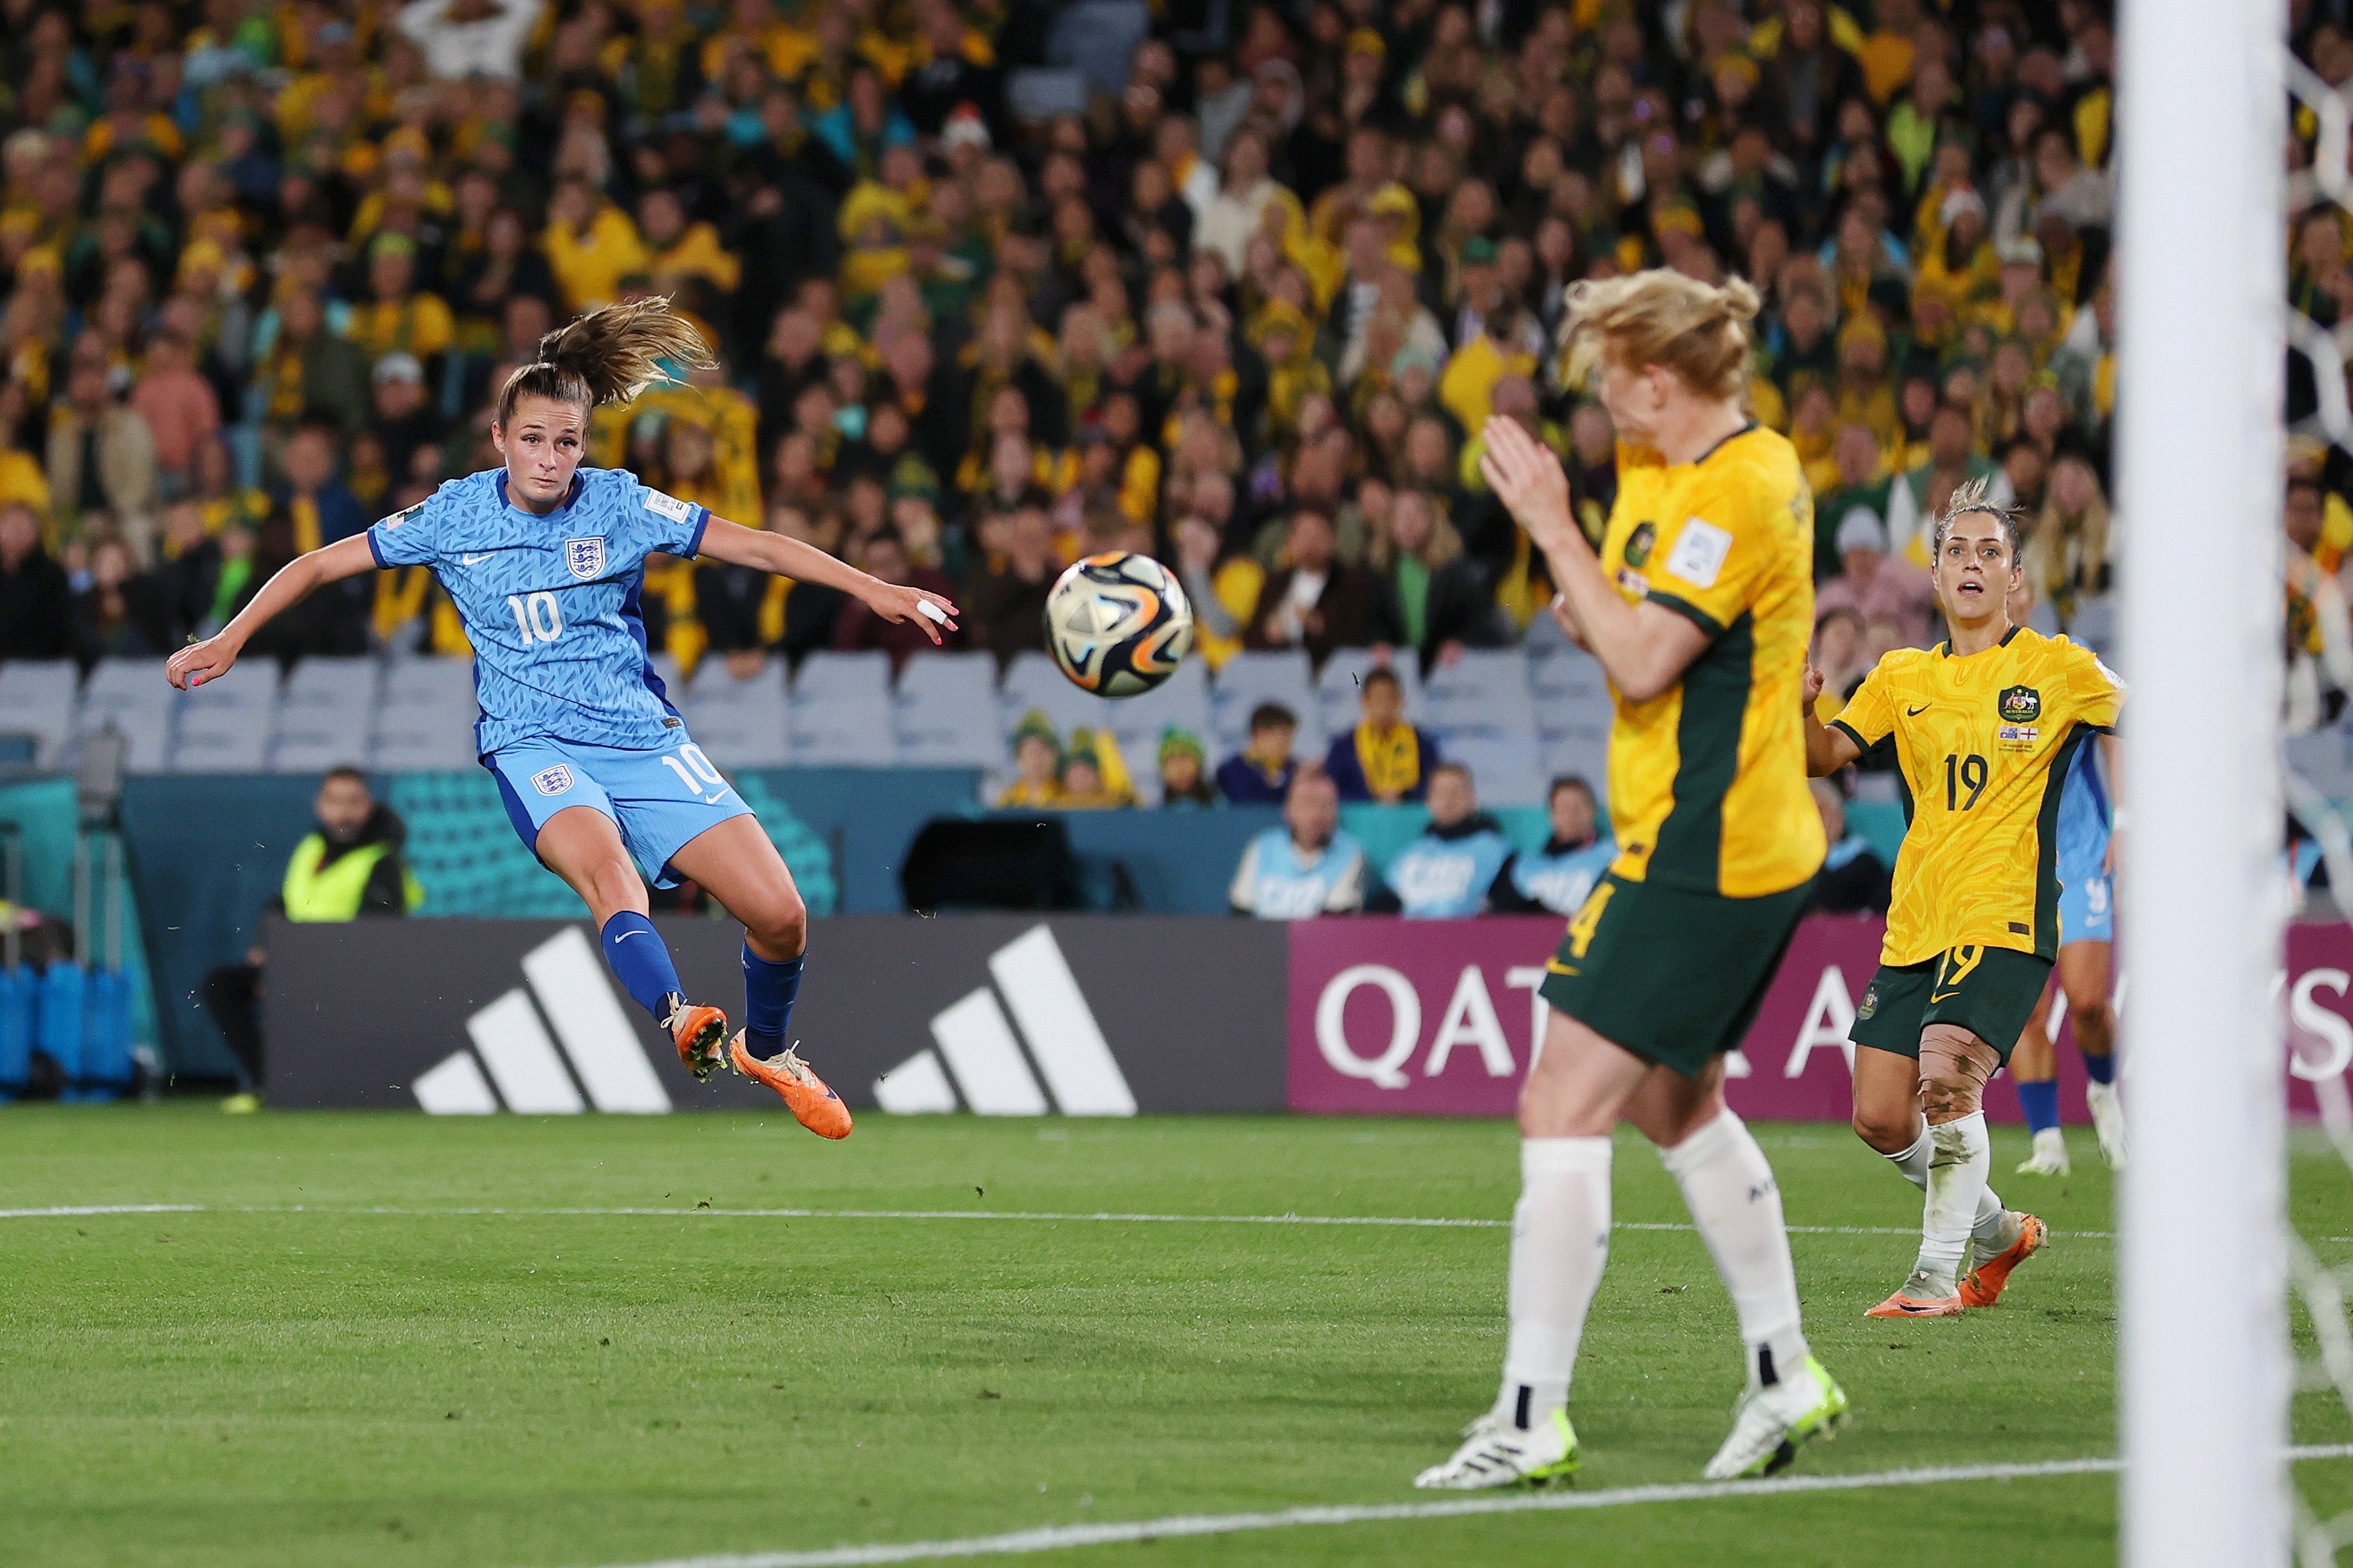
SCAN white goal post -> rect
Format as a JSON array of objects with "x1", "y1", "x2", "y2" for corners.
[{"x1": 2117, "y1": 0, "x2": 2291, "y2": 1563}]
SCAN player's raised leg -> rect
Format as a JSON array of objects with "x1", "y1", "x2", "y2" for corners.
[
  {"x1": 1622, "y1": 1057, "x2": 1847, "y2": 1481},
  {"x1": 2009, "y1": 980, "x2": 2071, "y2": 1175},
  {"x1": 668, "y1": 814, "x2": 850, "y2": 1139},
  {"x1": 534, "y1": 803, "x2": 727, "y2": 1078}
]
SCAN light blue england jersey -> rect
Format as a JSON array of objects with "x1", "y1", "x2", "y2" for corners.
[
  {"x1": 367, "y1": 466, "x2": 709, "y2": 757},
  {"x1": 1509, "y1": 834, "x2": 1617, "y2": 916},
  {"x1": 2054, "y1": 741, "x2": 2110, "y2": 874}
]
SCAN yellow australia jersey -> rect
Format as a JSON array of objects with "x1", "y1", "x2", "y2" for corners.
[
  {"x1": 1830, "y1": 627, "x2": 2122, "y2": 966},
  {"x1": 1599, "y1": 425, "x2": 1826, "y2": 898}
]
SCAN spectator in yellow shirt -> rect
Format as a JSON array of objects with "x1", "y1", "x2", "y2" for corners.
[
  {"x1": 543, "y1": 176, "x2": 650, "y2": 313},
  {"x1": 343, "y1": 233, "x2": 454, "y2": 369},
  {"x1": 640, "y1": 187, "x2": 741, "y2": 298}
]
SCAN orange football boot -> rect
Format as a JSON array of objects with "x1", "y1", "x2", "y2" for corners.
[
  {"x1": 1864, "y1": 1269, "x2": 1965, "y2": 1318},
  {"x1": 665, "y1": 998, "x2": 729, "y2": 1081},
  {"x1": 729, "y1": 1032, "x2": 853, "y2": 1139},
  {"x1": 1959, "y1": 1212, "x2": 2048, "y2": 1308}
]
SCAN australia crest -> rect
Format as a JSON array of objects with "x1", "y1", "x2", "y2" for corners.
[
  {"x1": 564, "y1": 536, "x2": 606, "y2": 581},
  {"x1": 1624, "y1": 520, "x2": 1657, "y2": 568},
  {"x1": 1997, "y1": 685, "x2": 2043, "y2": 723},
  {"x1": 531, "y1": 764, "x2": 575, "y2": 796}
]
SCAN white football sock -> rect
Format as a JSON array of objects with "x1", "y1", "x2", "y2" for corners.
[
  {"x1": 1496, "y1": 1136, "x2": 1612, "y2": 1428},
  {"x1": 1882, "y1": 1121, "x2": 2007, "y2": 1246},
  {"x1": 1920, "y1": 1112, "x2": 1991, "y2": 1275},
  {"x1": 1660, "y1": 1108, "x2": 1809, "y2": 1386}
]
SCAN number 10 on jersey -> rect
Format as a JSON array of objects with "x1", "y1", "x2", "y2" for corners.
[{"x1": 507, "y1": 592, "x2": 563, "y2": 644}]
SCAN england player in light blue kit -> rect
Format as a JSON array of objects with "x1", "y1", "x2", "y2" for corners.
[
  {"x1": 166, "y1": 300, "x2": 957, "y2": 1137},
  {"x1": 2008, "y1": 735, "x2": 2126, "y2": 1173}
]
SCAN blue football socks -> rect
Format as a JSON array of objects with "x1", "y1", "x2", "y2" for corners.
[
  {"x1": 742, "y1": 944, "x2": 804, "y2": 1058},
  {"x1": 2080, "y1": 1048, "x2": 2115, "y2": 1085},
  {"x1": 2016, "y1": 1078, "x2": 2061, "y2": 1136},
  {"x1": 600, "y1": 911, "x2": 685, "y2": 1022}
]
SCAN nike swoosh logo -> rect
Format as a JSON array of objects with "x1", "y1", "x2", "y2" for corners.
[
  {"x1": 1906, "y1": 704, "x2": 1931, "y2": 716},
  {"x1": 1890, "y1": 1300, "x2": 1951, "y2": 1314},
  {"x1": 460, "y1": 552, "x2": 494, "y2": 565},
  {"x1": 614, "y1": 931, "x2": 647, "y2": 942},
  {"x1": 1929, "y1": 989, "x2": 1959, "y2": 1004}
]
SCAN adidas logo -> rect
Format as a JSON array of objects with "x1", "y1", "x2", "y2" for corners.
[
  {"x1": 873, "y1": 925, "x2": 1136, "y2": 1117},
  {"x1": 413, "y1": 927, "x2": 671, "y2": 1115}
]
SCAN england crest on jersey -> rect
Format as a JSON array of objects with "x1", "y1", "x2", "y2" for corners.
[
  {"x1": 564, "y1": 536, "x2": 607, "y2": 581},
  {"x1": 531, "y1": 764, "x2": 575, "y2": 796}
]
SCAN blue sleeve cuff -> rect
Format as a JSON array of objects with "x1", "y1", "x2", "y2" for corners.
[
  {"x1": 367, "y1": 528, "x2": 389, "y2": 569},
  {"x1": 683, "y1": 507, "x2": 710, "y2": 558}
]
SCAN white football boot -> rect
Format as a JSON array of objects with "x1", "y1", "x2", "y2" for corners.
[
  {"x1": 2086, "y1": 1081, "x2": 2127, "y2": 1170},
  {"x1": 1702, "y1": 1355, "x2": 1849, "y2": 1480},
  {"x1": 1413, "y1": 1408, "x2": 1579, "y2": 1489},
  {"x1": 2015, "y1": 1126, "x2": 2071, "y2": 1176}
]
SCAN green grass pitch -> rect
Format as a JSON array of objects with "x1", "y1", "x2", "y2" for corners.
[{"x1": 3, "y1": 1106, "x2": 2352, "y2": 1567}]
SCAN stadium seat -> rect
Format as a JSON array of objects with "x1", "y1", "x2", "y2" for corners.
[
  {"x1": 791, "y1": 651, "x2": 895, "y2": 764},
  {"x1": 2288, "y1": 723, "x2": 2353, "y2": 801},
  {"x1": 894, "y1": 653, "x2": 1003, "y2": 768},
  {"x1": 76, "y1": 659, "x2": 172, "y2": 773},
  {"x1": 1540, "y1": 733, "x2": 1611, "y2": 797},
  {"x1": 998, "y1": 649, "x2": 1119, "y2": 737},
  {"x1": 1210, "y1": 649, "x2": 1315, "y2": 736},
  {"x1": 1531, "y1": 649, "x2": 1616, "y2": 765},
  {"x1": 1314, "y1": 649, "x2": 1422, "y2": 736},
  {"x1": 0, "y1": 661, "x2": 79, "y2": 768},
  {"x1": 1443, "y1": 732, "x2": 1546, "y2": 806},
  {"x1": 271, "y1": 658, "x2": 380, "y2": 773},
  {"x1": 678, "y1": 657, "x2": 791, "y2": 769},
  {"x1": 170, "y1": 660, "x2": 282, "y2": 773},
  {"x1": 371, "y1": 658, "x2": 481, "y2": 771},
  {"x1": 1419, "y1": 648, "x2": 1536, "y2": 737},
  {"x1": 1106, "y1": 658, "x2": 1212, "y2": 762}
]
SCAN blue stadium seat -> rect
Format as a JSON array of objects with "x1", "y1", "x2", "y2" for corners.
[
  {"x1": 76, "y1": 659, "x2": 172, "y2": 774},
  {"x1": 0, "y1": 661, "x2": 79, "y2": 768},
  {"x1": 678, "y1": 657, "x2": 791, "y2": 769},
  {"x1": 271, "y1": 658, "x2": 379, "y2": 773},
  {"x1": 1419, "y1": 648, "x2": 1535, "y2": 737},
  {"x1": 791, "y1": 651, "x2": 895, "y2": 764},
  {"x1": 894, "y1": 653, "x2": 1003, "y2": 768},
  {"x1": 1531, "y1": 649, "x2": 1616, "y2": 760},
  {"x1": 998, "y1": 649, "x2": 1119, "y2": 738},
  {"x1": 1106, "y1": 657, "x2": 1212, "y2": 763},
  {"x1": 170, "y1": 660, "x2": 281, "y2": 773},
  {"x1": 371, "y1": 658, "x2": 480, "y2": 771},
  {"x1": 1209, "y1": 649, "x2": 1316, "y2": 744},
  {"x1": 1540, "y1": 734, "x2": 1611, "y2": 799},
  {"x1": 1442, "y1": 732, "x2": 1546, "y2": 807}
]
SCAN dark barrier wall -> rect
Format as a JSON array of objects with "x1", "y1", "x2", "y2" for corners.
[
  {"x1": 262, "y1": 914, "x2": 1290, "y2": 1114},
  {"x1": 124, "y1": 767, "x2": 983, "y2": 1079}
]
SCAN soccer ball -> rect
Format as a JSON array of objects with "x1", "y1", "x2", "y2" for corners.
[{"x1": 1044, "y1": 552, "x2": 1194, "y2": 696}]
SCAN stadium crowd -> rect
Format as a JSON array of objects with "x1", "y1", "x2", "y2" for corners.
[{"x1": 0, "y1": 0, "x2": 2305, "y2": 812}]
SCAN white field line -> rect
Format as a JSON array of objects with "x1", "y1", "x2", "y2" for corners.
[
  {"x1": 0, "y1": 1203, "x2": 202, "y2": 1218},
  {"x1": 0, "y1": 1203, "x2": 2140, "y2": 1240},
  {"x1": 580, "y1": 1446, "x2": 2353, "y2": 1568},
  {"x1": 0, "y1": 1202, "x2": 2122, "y2": 1239}
]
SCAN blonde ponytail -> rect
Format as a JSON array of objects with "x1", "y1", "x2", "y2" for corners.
[
  {"x1": 1560, "y1": 269, "x2": 1760, "y2": 400},
  {"x1": 495, "y1": 297, "x2": 716, "y2": 425}
]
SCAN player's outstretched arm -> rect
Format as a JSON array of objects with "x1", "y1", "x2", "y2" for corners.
[
  {"x1": 1479, "y1": 415, "x2": 1706, "y2": 703},
  {"x1": 166, "y1": 534, "x2": 380, "y2": 690},
  {"x1": 1800, "y1": 666, "x2": 1860, "y2": 777},
  {"x1": 697, "y1": 517, "x2": 961, "y2": 645}
]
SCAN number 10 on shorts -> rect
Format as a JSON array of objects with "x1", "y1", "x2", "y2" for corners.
[{"x1": 660, "y1": 744, "x2": 729, "y2": 800}]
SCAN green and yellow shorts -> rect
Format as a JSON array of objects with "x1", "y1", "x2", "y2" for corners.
[
  {"x1": 1538, "y1": 871, "x2": 1815, "y2": 1079},
  {"x1": 1848, "y1": 944, "x2": 2054, "y2": 1065}
]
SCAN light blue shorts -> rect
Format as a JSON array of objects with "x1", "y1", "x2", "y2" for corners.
[
  {"x1": 488, "y1": 732, "x2": 753, "y2": 889},
  {"x1": 2057, "y1": 857, "x2": 2113, "y2": 946}
]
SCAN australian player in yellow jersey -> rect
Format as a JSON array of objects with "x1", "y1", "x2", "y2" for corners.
[
  {"x1": 1804, "y1": 478, "x2": 2122, "y2": 1318},
  {"x1": 1416, "y1": 269, "x2": 1846, "y2": 1493}
]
